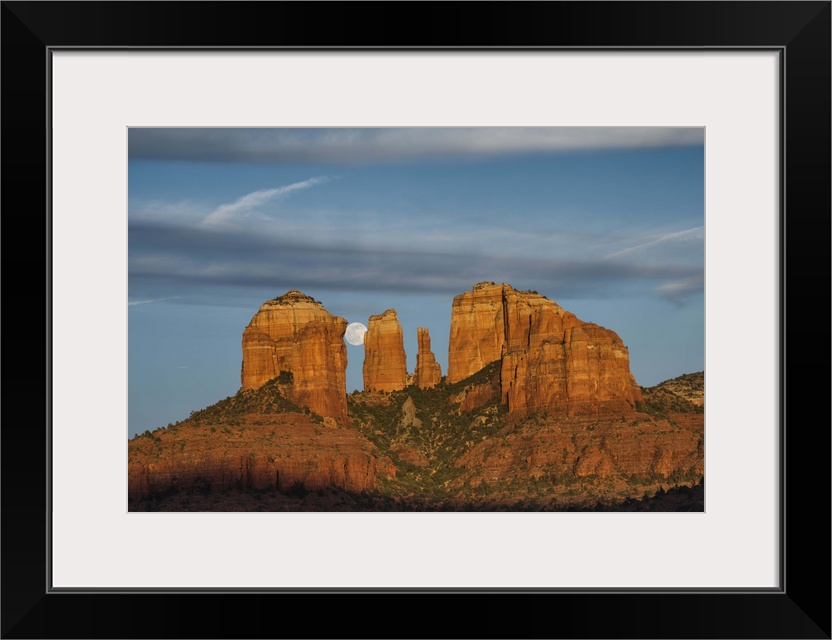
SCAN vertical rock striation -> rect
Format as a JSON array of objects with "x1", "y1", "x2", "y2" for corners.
[
  {"x1": 413, "y1": 327, "x2": 442, "y2": 389},
  {"x1": 498, "y1": 286, "x2": 642, "y2": 418},
  {"x1": 363, "y1": 309, "x2": 407, "y2": 392},
  {"x1": 447, "y1": 282, "x2": 643, "y2": 418},
  {"x1": 447, "y1": 282, "x2": 508, "y2": 384},
  {"x1": 240, "y1": 290, "x2": 348, "y2": 422}
]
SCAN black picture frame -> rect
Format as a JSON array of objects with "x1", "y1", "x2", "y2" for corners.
[{"x1": 2, "y1": 2, "x2": 829, "y2": 638}]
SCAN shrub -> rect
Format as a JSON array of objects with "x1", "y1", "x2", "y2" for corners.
[{"x1": 286, "y1": 482, "x2": 308, "y2": 499}]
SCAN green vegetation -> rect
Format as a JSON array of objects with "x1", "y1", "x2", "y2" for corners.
[
  {"x1": 186, "y1": 373, "x2": 321, "y2": 427},
  {"x1": 268, "y1": 291, "x2": 322, "y2": 306},
  {"x1": 348, "y1": 361, "x2": 505, "y2": 500},
  {"x1": 638, "y1": 371, "x2": 704, "y2": 417},
  {"x1": 286, "y1": 482, "x2": 308, "y2": 499},
  {"x1": 343, "y1": 359, "x2": 703, "y2": 507}
]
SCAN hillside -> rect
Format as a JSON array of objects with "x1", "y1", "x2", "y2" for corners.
[
  {"x1": 129, "y1": 366, "x2": 703, "y2": 511},
  {"x1": 128, "y1": 374, "x2": 395, "y2": 504},
  {"x1": 641, "y1": 371, "x2": 704, "y2": 413}
]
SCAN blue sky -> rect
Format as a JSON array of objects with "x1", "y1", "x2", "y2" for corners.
[{"x1": 128, "y1": 128, "x2": 704, "y2": 437}]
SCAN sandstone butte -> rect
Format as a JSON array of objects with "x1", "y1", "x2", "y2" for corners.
[
  {"x1": 413, "y1": 327, "x2": 442, "y2": 389},
  {"x1": 240, "y1": 290, "x2": 348, "y2": 423},
  {"x1": 447, "y1": 282, "x2": 643, "y2": 418},
  {"x1": 363, "y1": 309, "x2": 408, "y2": 392}
]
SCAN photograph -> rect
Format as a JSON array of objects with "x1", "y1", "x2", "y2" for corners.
[
  {"x1": 128, "y1": 127, "x2": 705, "y2": 512},
  {"x1": 3, "y1": 0, "x2": 828, "y2": 635}
]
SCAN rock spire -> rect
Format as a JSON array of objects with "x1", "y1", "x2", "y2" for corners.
[
  {"x1": 363, "y1": 309, "x2": 407, "y2": 392},
  {"x1": 414, "y1": 327, "x2": 442, "y2": 389}
]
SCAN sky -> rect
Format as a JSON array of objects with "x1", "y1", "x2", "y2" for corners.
[{"x1": 128, "y1": 127, "x2": 704, "y2": 438}]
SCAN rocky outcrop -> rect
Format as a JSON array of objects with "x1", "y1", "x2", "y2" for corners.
[
  {"x1": 128, "y1": 413, "x2": 396, "y2": 500},
  {"x1": 454, "y1": 381, "x2": 500, "y2": 414},
  {"x1": 363, "y1": 309, "x2": 407, "y2": 392},
  {"x1": 500, "y1": 288, "x2": 643, "y2": 418},
  {"x1": 447, "y1": 282, "x2": 508, "y2": 383},
  {"x1": 391, "y1": 443, "x2": 429, "y2": 468},
  {"x1": 447, "y1": 282, "x2": 642, "y2": 419},
  {"x1": 642, "y1": 372, "x2": 704, "y2": 411},
  {"x1": 240, "y1": 290, "x2": 348, "y2": 422},
  {"x1": 413, "y1": 327, "x2": 442, "y2": 389},
  {"x1": 455, "y1": 413, "x2": 703, "y2": 488}
]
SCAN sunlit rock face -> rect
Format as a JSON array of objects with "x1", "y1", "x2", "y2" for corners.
[
  {"x1": 363, "y1": 309, "x2": 407, "y2": 392},
  {"x1": 447, "y1": 282, "x2": 508, "y2": 384},
  {"x1": 240, "y1": 290, "x2": 348, "y2": 423},
  {"x1": 448, "y1": 282, "x2": 643, "y2": 418},
  {"x1": 413, "y1": 327, "x2": 442, "y2": 389}
]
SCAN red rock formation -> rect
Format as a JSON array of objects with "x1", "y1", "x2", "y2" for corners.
[
  {"x1": 240, "y1": 290, "x2": 348, "y2": 422},
  {"x1": 447, "y1": 282, "x2": 642, "y2": 418},
  {"x1": 363, "y1": 309, "x2": 407, "y2": 392},
  {"x1": 454, "y1": 381, "x2": 500, "y2": 413},
  {"x1": 500, "y1": 291, "x2": 643, "y2": 418},
  {"x1": 413, "y1": 327, "x2": 442, "y2": 389},
  {"x1": 447, "y1": 282, "x2": 507, "y2": 383},
  {"x1": 128, "y1": 414, "x2": 396, "y2": 501},
  {"x1": 455, "y1": 414, "x2": 703, "y2": 489},
  {"x1": 391, "y1": 443, "x2": 429, "y2": 468}
]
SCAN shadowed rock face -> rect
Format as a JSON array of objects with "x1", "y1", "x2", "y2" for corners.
[
  {"x1": 363, "y1": 309, "x2": 407, "y2": 392},
  {"x1": 128, "y1": 412, "x2": 396, "y2": 501},
  {"x1": 414, "y1": 327, "x2": 442, "y2": 389},
  {"x1": 240, "y1": 290, "x2": 348, "y2": 423},
  {"x1": 448, "y1": 282, "x2": 643, "y2": 418}
]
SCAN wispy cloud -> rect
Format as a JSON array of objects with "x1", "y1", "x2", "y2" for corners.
[
  {"x1": 128, "y1": 296, "x2": 182, "y2": 306},
  {"x1": 202, "y1": 177, "x2": 327, "y2": 226},
  {"x1": 127, "y1": 199, "x2": 204, "y2": 224},
  {"x1": 655, "y1": 276, "x2": 704, "y2": 306},
  {"x1": 129, "y1": 128, "x2": 704, "y2": 164},
  {"x1": 603, "y1": 226, "x2": 704, "y2": 260},
  {"x1": 128, "y1": 219, "x2": 702, "y2": 305}
]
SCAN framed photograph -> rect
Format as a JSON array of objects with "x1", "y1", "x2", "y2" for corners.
[
  {"x1": 125, "y1": 124, "x2": 707, "y2": 517},
  {"x1": 3, "y1": 2, "x2": 829, "y2": 638}
]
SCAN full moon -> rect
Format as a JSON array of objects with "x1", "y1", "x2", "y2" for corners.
[{"x1": 345, "y1": 322, "x2": 368, "y2": 346}]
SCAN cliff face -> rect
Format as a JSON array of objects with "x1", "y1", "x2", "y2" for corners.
[
  {"x1": 363, "y1": 309, "x2": 407, "y2": 392},
  {"x1": 128, "y1": 412, "x2": 395, "y2": 501},
  {"x1": 240, "y1": 290, "x2": 348, "y2": 422},
  {"x1": 447, "y1": 282, "x2": 507, "y2": 384},
  {"x1": 499, "y1": 287, "x2": 642, "y2": 418},
  {"x1": 413, "y1": 327, "x2": 442, "y2": 389},
  {"x1": 448, "y1": 283, "x2": 642, "y2": 419}
]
